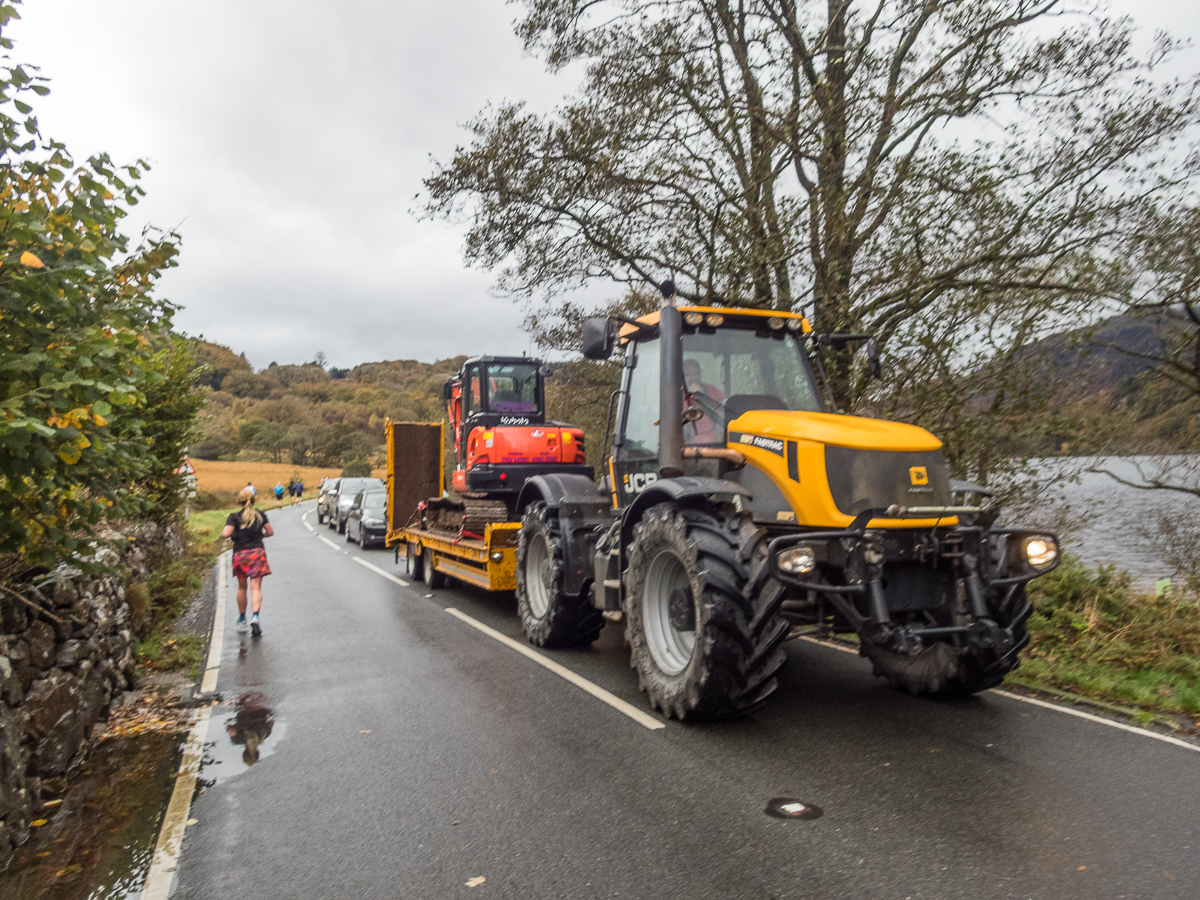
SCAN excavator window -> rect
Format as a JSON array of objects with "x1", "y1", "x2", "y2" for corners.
[{"x1": 485, "y1": 363, "x2": 541, "y2": 415}]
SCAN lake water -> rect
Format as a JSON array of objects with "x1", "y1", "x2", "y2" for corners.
[{"x1": 1023, "y1": 455, "x2": 1200, "y2": 588}]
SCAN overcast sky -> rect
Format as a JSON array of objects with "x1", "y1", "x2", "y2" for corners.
[{"x1": 9, "y1": 1, "x2": 1199, "y2": 371}]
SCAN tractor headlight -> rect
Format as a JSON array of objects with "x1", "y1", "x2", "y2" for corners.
[
  {"x1": 705, "y1": 314, "x2": 724, "y2": 327},
  {"x1": 1025, "y1": 536, "x2": 1058, "y2": 569},
  {"x1": 767, "y1": 316, "x2": 785, "y2": 331},
  {"x1": 684, "y1": 312, "x2": 704, "y2": 326},
  {"x1": 778, "y1": 546, "x2": 816, "y2": 575},
  {"x1": 786, "y1": 318, "x2": 804, "y2": 332}
]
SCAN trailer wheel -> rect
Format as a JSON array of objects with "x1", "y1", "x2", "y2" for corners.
[
  {"x1": 422, "y1": 552, "x2": 446, "y2": 589},
  {"x1": 405, "y1": 542, "x2": 424, "y2": 582},
  {"x1": 860, "y1": 587, "x2": 1032, "y2": 697},
  {"x1": 623, "y1": 504, "x2": 789, "y2": 721},
  {"x1": 517, "y1": 502, "x2": 604, "y2": 647}
]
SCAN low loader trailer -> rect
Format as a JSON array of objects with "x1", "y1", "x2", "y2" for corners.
[{"x1": 384, "y1": 354, "x2": 593, "y2": 594}]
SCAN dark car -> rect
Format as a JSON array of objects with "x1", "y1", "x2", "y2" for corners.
[
  {"x1": 316, "y1": 478, "x2": 340, "y2": 524},
  {"x1": 328, "y1": 477, "x2": 385, "y2": 533},
  {"x1": 346, "y1": 489, "x2": 388, "y2": 548}
]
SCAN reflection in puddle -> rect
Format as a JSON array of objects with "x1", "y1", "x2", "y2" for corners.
[
  {"x1": 226, "y1": 692, "x2": 275, "y2": 765},
  {"x1": 199, "y1": 692, "x2": 285, "y2": 787}
]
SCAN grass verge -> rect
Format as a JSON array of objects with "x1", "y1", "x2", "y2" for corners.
[
  {"x1": 132, "y1": 512, "x2": 232, "y2": 681},
  {"x1": 1009, "y1": 555, "x2": 1200, "y2": 723}
]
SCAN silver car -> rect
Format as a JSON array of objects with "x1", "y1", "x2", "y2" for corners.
[{"x1": 327, "y1": 477, "x2": 385, "y2": 533}]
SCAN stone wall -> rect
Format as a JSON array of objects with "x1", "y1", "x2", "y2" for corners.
[{"x1": 0, "y1": 521, "x2": 185, "y2": 869}]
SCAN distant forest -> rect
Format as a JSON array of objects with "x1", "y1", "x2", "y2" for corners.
[{"x1": 189, "y1": 312, "x2": 1200, "y2": 473}]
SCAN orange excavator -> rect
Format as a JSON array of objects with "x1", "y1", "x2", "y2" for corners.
[{"x1": 421, "y1": 356, "x2": 591, "y2": 535}]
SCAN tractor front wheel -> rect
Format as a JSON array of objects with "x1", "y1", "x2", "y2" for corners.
[
  {"x1": 516, "y1": 502, "x2": 604, "y2": 647},
  {"x1": 623, "y1": 504, "x2": 788, "y2": 721}
]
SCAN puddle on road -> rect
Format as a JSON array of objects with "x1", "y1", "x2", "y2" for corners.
[
  {"x1": 0, "y1": 732, "x2": 182, "y2": 900},
  {"x1": 198, "y1": 691, "x2": 286, "y2": 789}
]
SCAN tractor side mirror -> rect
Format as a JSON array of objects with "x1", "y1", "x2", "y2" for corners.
[
  {"x1": 866, "y1": 339, "x2": 882, "y2": 379},
  {"x1": 441, "y1": 381, "x2": 453, "y2": 402},
  {"x1": 582, "y1": 317, "x2": 616, "y2": 360}
]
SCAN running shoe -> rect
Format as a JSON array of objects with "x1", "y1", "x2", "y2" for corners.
[
  {"x1": 250, "y1": 613, "x2": 262, "y2": 637},
  {"x1": 236, "y1": 613, "x2": 249, "y2": 633}
]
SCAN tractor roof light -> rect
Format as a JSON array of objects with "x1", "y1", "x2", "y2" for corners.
[
  {"x1": 684, "y1": 312, "x2": 704, "y2": 326},
  {"x1": 778, "y1": 546, "x2": 816, "y2": 575},
  {"x1": 767, "y1": 316, "x2": 785, "y2": 331},
  {"x1": 1025, "y1": 536, "x2": 1057, "y2": 569},
  {"x1": 705, "y1": 314, "x2": 724, "y2": 327},
  {"x1": 786, "y1": 317, "x2": 804, "y2": 332}
]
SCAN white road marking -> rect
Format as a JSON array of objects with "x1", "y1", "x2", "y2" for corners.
[
  {"x1": 796, "y1": 634, "x2": 859, "y2": 655},
  {"x1": 144, "y1": 550, "x2": 232, "y2": 897},
  {"x1": 796, "y1": 634, "x2": 1199, "y2": 754},
  {"x1": 445, "y1": 607, "x2": 665, "y2": 731},
  {"x1": 991, "y1": 690, "x2": 1200, "y2": 754},
  {"x1": 200, "y1": 551, "x2": 228, "y2": 693},
  {"x1": 141, "y1": 704, "x2": 212, "y2": 899},
  {"x1": 304, "y1": 520, "x2": 313, "y2": 532},
  {"x1": 317, "y1": 534, "x2": 341, "y2": 551},
  {"x1": 352, "y1": 556, "x2": 409, "y2": 587}
]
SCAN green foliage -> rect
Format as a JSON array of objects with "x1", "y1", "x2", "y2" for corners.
[
  {"x1": 1018, "y1": 556, "x2": 1200, "y2": 715},
  {"x1": 0, "y1": 8, "x2": 201, "y2": 568},
  {"x1": 340, "y1": 459, "x2": 372, "y2": 477}
]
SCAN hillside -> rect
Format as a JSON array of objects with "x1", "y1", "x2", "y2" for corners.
[
  {"x1": 190, "y1": 341, "x2": 464, "y2": 467},
  {"x1": 190, "y1": 309, "x2": 1198, "y2": 474}
]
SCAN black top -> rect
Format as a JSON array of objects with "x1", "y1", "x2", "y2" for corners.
[{"x1": 226, "y1": 511, "x2": 270, "y2": 551}]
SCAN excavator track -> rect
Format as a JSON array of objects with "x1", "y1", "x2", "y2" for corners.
[{"x1": 424, "y1": 496, "x2": 509, "y2": 538}]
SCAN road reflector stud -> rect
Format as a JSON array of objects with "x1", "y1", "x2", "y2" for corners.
[{"x1": 765, "y1": 797, "x2": 823, "y2": 820}]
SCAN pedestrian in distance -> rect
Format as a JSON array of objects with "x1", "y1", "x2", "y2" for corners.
[
  {"x1": 291, "y1": 479, "x2": 304, "y2": 505},
  {"x1": 222, "y1": 486, "x2": 274, "y2": 637},
  {"x1": 246, "y1": 481, "x2": 257, "y2": 497},
  {"x1": 273, "y1": 481, "x2": 285, "y2": 508}
]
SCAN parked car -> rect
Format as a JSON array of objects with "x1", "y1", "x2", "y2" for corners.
[
  {"x1": 328, "y1": 477, "x2": 385, "y2": 533},
  {"x1": 317, "y1": 478, "x2": 340, "y2": 524},
  {"x1": 346, "y1": 489, "x2": 388, "y2": 548}
]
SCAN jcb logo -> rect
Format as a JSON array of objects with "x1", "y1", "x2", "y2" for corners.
[
  {"x1": 623, "y1": 472, "x2": 659, "y2": 494},
  {"x1": 909, "y1": 466, "x2": 928, "y2": 486}
]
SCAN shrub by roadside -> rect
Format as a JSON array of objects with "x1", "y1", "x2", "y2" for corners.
[{"x1": 1013, "y1": 555, "x2": 1200, "y2": 719}]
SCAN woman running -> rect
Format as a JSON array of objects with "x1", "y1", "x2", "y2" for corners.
[{"x1": 222, "y1": 486, "x2": 275, "y2": 636}]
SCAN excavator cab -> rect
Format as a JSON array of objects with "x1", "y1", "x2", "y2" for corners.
[{"x1": 445, "y1": 356, "x2": 590, "y2": 501}]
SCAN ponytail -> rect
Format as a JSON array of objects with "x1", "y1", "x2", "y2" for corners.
[{"x1": 236, "y1": 487, "x2": 263, "y2": 529}]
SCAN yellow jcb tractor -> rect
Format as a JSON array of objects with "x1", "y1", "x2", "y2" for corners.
[{"x1": 508, "y1": 281, "x2": 1059, "y2": 720}]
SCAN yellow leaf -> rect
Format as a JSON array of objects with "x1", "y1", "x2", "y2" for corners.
[
  {"x1": 20, "y1": 250, "x2": 44, "y2": 268},
  {"x1": 30, "y1": 819, "x2": 48, "y2": 827},
  {"x1": 93, "y1": 413, "x2": 108, "y2": 426},
  {"x1": 465, "y1": 877, "x2": 486, "y2": 887},
  {"x1": 57, "y1": 444, "x2": 82, "y2": 465}
]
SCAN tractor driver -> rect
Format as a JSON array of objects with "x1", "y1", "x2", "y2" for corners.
[{"x1": 683, "y1": 358, "x2": 725, "y2": 444}]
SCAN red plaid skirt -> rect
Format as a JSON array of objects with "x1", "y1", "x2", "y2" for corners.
[{"x1": 232, "y1": 547, "x2": 272, "y2": 579}]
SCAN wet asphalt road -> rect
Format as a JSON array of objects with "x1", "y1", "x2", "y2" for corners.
[{"x1": 171, "y1": 502, "x2": 1199, "y2": 900}]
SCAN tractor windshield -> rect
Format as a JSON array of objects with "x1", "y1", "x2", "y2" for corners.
[
  {"x1": 680, "y1": 325, "x2": 823, "y2": 444},
  {"x1": 486, "y1": 363, "x2": 541, "y2": 416},
  {"x1": 620, "y1": 320, "x2": 824, "y2": 460}
]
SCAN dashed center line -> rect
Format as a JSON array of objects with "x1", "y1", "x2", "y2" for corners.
[
  {"x1": 317, "y1": 534, "x2": 341, "y2": 551},
  {"x1": 352, "y1": 556, "x2": 409, "y2": 586}
]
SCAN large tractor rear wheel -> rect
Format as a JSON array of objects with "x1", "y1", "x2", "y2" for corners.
[
  {"x1": 623, "y1": 504, "x2": 789, "y2": 721},
  {"x1": 859, "y1": 587, "x2": 1033, "y2": 697},
  {"x1": 516, "y1": 502, "x2": 604, "y2": 647}
]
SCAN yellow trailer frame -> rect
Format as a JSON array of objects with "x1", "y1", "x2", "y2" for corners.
[{"x1": 397, "y1": 522, "x2": 520, "y2": 592}]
